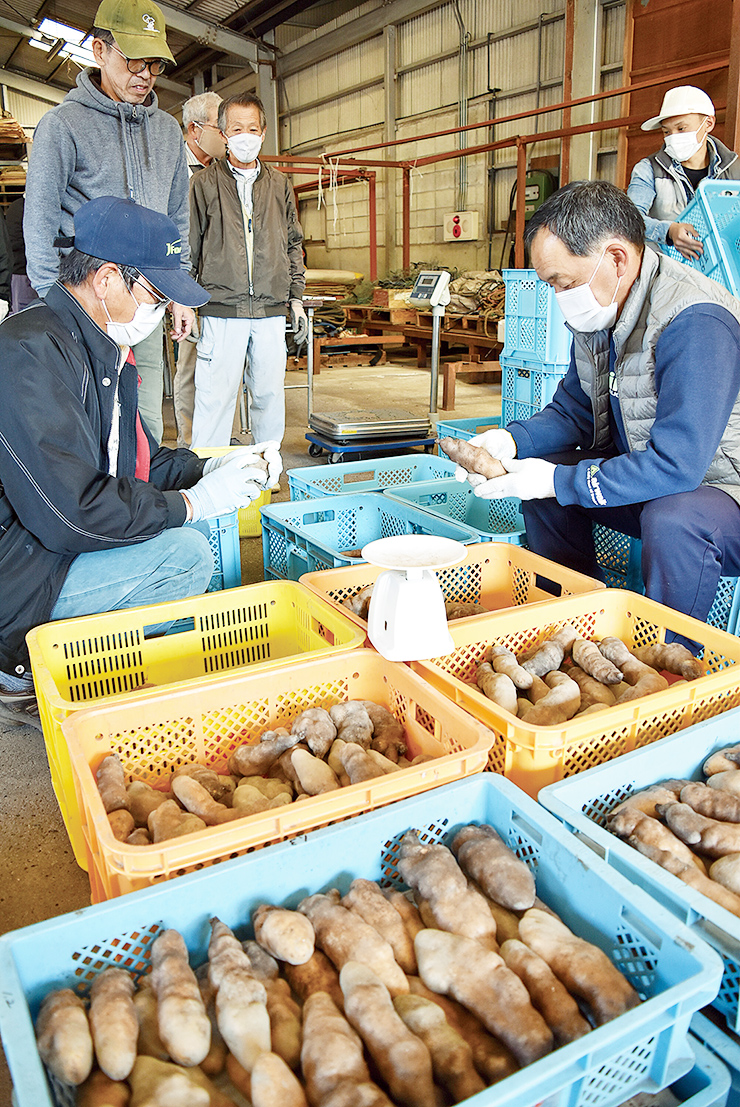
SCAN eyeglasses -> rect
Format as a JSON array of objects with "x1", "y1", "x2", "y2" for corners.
[
  {"x1": 118, "y1": 268, "x2": 169, "y2": 307},
  {"x1": 109, "y1": 42, "x2": 167, "y2": 76}
]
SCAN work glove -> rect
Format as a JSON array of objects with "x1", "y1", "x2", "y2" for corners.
[
  {"x1": 454, "y1": 428, "x2": 517, "y2": 487},
  {"x1": 473, "y1": 457, "x2": 556, "y2": 501},
  {"x1": 184, "y1": 468, "x2": 264, "y2": 521},
  {"x1": 202, "y1": 442, "x2": 282, "y2": 488},
  {"x1": 251, "y1": 440, "x2": 283, "y2": 488},
  {"x1": 290, "y1": 298, "x2": 308, "y2": 345},
  {"x1": 0, "y1": 299, "x2": 9, "y2": 324}
]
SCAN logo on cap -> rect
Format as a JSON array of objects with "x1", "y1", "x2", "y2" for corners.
[
  {"x1": 142, "y1": 13, "x2": 156, "y2": 30},
  {"x1": 166, "y1": 240, "x2": 181, "y2": 256}
]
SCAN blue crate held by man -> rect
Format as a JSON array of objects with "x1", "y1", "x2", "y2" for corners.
[{"x1": 661, "y1": 179, "x2": 740, "y2": 297}]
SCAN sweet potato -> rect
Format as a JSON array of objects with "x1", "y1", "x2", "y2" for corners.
[
  {"x1": 634, "y1": 643, "x2": 704, "y2": 680},
  {"x1": 489, "y1": 644, "x2": 533, "y2": 689},
  {"x1": 452, "y1": 823, "x2": 535, "y2": 911},
  {"x1": 476, "y1": 662, "x2": 517, "y2": 713},
  {"x1": 571, "y1": 638, "x2": 622, "y2": 684},
  {"x1": 36, "y1": 988, "x2": 94, "y2": 1086},
  {"x1": 521, "y1": 624, "x2": 578, "y2": 678},
  {"x1": 253, "y1": 904, "x2": 315, "y2": 965},
  {"x1": 437, "y1": 436, "x2": 507, "y2": 480},
  {"x1": 517, "y1": 670, "x2": 580, "y2": 726}
]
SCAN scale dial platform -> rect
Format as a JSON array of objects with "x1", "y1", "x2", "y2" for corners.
[{"x1": 362, "y1": 534, "x2": 468, "y2": 572}]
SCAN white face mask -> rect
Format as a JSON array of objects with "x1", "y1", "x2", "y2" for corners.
[
  {"x1": 103, "y1": 275, "x2": 168, "y2": 347},
  {"x1": 227, "y1": 131, "x2": 263, "y2": 164},
  {"x1": 554, "y1": 245, "x2": 622, "y2": 333},
  {"x1": 663, "y1": 119, "x2": 709, "y2": 164}
]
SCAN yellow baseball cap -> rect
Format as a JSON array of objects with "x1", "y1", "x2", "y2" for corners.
[{"x1": 93, "y1": 0, "x2": 175, "y2": 64}]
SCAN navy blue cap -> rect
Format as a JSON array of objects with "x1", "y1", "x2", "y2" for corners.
[{"x1": 56, "y1": 196, "x2": 210, "y2": 308}]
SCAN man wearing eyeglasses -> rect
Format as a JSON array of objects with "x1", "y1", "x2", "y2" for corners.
[
  {"x1": 23, "y1": 0, "x2": 190, "y2": 446},
  {"x1": 0, "y1": 196, "x2": 275, "y2": 728}
]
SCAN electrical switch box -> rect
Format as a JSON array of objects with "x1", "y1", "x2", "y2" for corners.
[{"x1": 443, "y1": 211, "x2": 479, "y2": 241}]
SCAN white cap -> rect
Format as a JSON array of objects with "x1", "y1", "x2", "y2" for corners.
[{"x1": 642, "y1": 85, "x2": 715, "y2": 131}]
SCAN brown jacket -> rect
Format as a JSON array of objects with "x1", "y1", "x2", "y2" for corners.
[{"x1": 189, "y1": 157, "x2": 305, "y2": 318}]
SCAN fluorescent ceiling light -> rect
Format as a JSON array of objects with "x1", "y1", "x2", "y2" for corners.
[{"x1": 30, "y1": 18, "x2": 95, "y2": 66}]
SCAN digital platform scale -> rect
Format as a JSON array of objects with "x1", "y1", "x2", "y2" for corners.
[{"x1": 305, "y1": 271, "x2": 451, "y2": 461}]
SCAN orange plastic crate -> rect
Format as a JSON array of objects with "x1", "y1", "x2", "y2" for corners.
[
  {"x1": 412, "y1": 589, "x2": 740, "y2": 798},
  {"x1": 27, "y1": 581, "x2": 365, "y2": 870},
  {"x1": 299, "y1": 541, "x2": 604, "y2": 637},
  {"x1": 62, "y1": 648, "x2": 492, "y2": 901}
]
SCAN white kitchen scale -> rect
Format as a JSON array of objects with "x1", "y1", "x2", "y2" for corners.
[{"x1": 362, "y1": 533, "x2": 467, "y2": 661}]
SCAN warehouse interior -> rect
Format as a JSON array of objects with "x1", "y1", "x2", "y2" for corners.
[{"x1": 3, "y1": 0, "x2": 740, "y2": 1103}]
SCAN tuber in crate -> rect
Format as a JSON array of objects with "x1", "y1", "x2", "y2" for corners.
[
  {"x1": 61, "y1": 648, "x2": 492, "y2": 901},
  {"x1": 0, "y1": 774, "x2": 724, "y2": 1107},
  {"x1": 27, "y1": 580, "x2": 365, "y2": 872},
  {"x1": 384, "y1": 479, "x2": 526, "y2": 544},
  {"x1": 299, "y1": 541, "x2": 605, "y2": 636},
  {"x1": 412, "y1": 589, "x2": 740, "y2": 798},
  {"x1": 287, "y1": 453, "x2": 458, "y2": 501},
  {"x1": 538, "y1": 708, "x2": 740, "y2": 1036},
  {"x1": 692, "y1": 1012, "x2": 740, "y2": 1107},
  {"x1": 261, "y1": 491, "x2": 480, "y2": 581}
]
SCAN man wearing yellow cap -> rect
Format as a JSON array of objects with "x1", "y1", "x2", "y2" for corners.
[
  {"x1": 627, "y1": 85, "x2": 740, "y2": 260},
  {"x1": 23, "y1": 0, "x2": 191, "y2": 444}
]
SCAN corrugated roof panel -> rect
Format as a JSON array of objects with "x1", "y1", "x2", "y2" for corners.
[{"x1": 602, "y1": 1, "x2": 626, "y2": 68}]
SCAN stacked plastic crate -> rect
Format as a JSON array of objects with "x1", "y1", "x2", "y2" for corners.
[
  {"x1": 661, "y1": 178, "x2": 740, "y2": 296},
  {"x1": 500, "y1": 268, "x2": 572, "y2": 426}
]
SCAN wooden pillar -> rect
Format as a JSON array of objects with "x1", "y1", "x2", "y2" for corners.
[
  {"x1": 726, "y1": 0, "x2": 740, "y2": 149},
  {"x1": 561, "y1": 0, "x2": 575, "y2": 185}
]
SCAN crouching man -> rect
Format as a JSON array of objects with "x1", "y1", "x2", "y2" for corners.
[
  {"x1": 0, "y1": 196, "x2": 275, "y2": 725},
  {"x1": 456, "y1": 180, "x2": 740, "y2": 650}
]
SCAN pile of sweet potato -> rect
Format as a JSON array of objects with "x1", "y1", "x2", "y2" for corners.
[
  {"x1": 36, "y1": 819, "x2": 640, "y2": 1106},
  {"x1": 474, "y1": 623, "x2": 704, "y2": 724},
  {"x1": 95, "y1": 701, "x2": 434, "y2": 848}
]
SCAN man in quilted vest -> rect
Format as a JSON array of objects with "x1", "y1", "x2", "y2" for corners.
[{"x1": 454, "y1": 181, "x2": 740, "y2": 649}]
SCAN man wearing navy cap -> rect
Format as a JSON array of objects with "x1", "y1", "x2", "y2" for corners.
[{"x1": 0, "y1": 197, "x2": 276, "y2": 727}]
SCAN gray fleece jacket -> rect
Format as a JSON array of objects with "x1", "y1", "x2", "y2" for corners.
[{"x1": 24, "y1": 68, "x2": 190, "y2": 296}]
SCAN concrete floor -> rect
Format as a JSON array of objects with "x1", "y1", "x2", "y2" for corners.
[{"x1": 0, "y1": 354, "x2": 500, "y2": 1102}]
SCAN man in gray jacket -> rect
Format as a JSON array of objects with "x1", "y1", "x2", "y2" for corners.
[
  {"x1": 23, "y1": 0, "x2": 192, "y2": 444},
  {"x1": 189, "y1": 92, "x2": 306, "y2": 447}
]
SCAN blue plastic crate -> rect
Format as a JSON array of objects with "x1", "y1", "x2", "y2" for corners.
[
  {"x1": 261, "y1": 491, "x2": 480, "y2": 580},
  {"x1": 502, "y1": 268, "x2": 573, "y2": 364},
  {"x1": 206, "y1": 510, "x2": 241, "y2": 592},
  {"x1": 0, "y1": 775, "x2": 724, "y2": 1107},
  {"x1": 675, "y1": 1034, "x2": 732, "y2": 1107},
  {"x1": 385, "y1": 480, "x2": 526, "y2": 544},
  {"x1": 661, "y1": 180, "x2": 740, "y2": 297},
  {"x1": 501, "y1": 354, "x2": 569, "y2": 426},
  {"x1": 591, "y1": 525, "x2": 740, "y2": 633},
  {"x1": 435, "y1": 415, "x2": 502, "y2": 445},
  {"x1": 287, "y1": 453, "x2": 458, "y2": 501},
  {"x1": 692, "y1": 1013, "x2": 740, "y2": 1107},
  {"x1": 539, "y1": 708, "x2": 740, "y2": 1035}
]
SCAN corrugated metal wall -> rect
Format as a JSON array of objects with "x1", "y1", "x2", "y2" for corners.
[
  {"x1": 281, "y1": 0, "x2": 625, "y2": 275},
  {"x1": 3, "y1": 89, "x2": 56, "y2": 133}
]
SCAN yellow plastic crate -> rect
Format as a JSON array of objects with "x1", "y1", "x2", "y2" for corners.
[
  {"x1": 412, "y1": 589, "x2": 740, "y2": 799},
  {"x1": 192, "y1": 447, "x2": 272, "y2": 537},
  {"x1": 299, "y1": 541, "x2": 605, "y2": 637},
  {"x1": 27, "y1": 581, "x2": 365, "y2": 870},
  {"x1": 61, "y1": 648, "x2": 492, "y2": 901}
]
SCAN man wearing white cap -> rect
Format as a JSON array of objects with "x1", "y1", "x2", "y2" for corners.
[{"x1": 627, "y1": 85, "x2": 740, "y2": 259}]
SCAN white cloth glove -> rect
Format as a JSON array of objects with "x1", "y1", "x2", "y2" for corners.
[
  {"x1": 473, "y1": 457, "x2": 557, "y2": 501},
  {"x1": 202, "y1": 448, "x2": 269, "y2": 484},
  {"x1": 0, "y1": 299, "x2": 9, "y2": 324},
  {"x1": 184, "y1": 468, "x2": 263, "y2": 521},
  {"x1": 453, "y1": 428, "x2": 517, "y2": 484},
  {"x1": 290, "y1": 298, "x2": 308, "y2": 344},
  {"x1": 250, "y1": 440, "x2": 283, "y2": 488}
]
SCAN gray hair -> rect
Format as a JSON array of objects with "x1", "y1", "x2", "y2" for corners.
[
  {"x1": 59, "y1": 248, "x2": 138, "y2": 289},
  {"x1": 524, "y1": 180, "x2": 645, "y2": 255},
  {"x1": 182, "y1": 91, "x2": 222, "y2": 132},
  {"x1": 218, "y1": 92, "x2": 266, "y2": 133},
  {"x1": 91, "y1": 27, "x2": 115, "y2": 47}
]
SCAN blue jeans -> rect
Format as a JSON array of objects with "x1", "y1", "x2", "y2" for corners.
[{"x1": 49, "y1": 527, "x2": 214, "y2": 622}]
